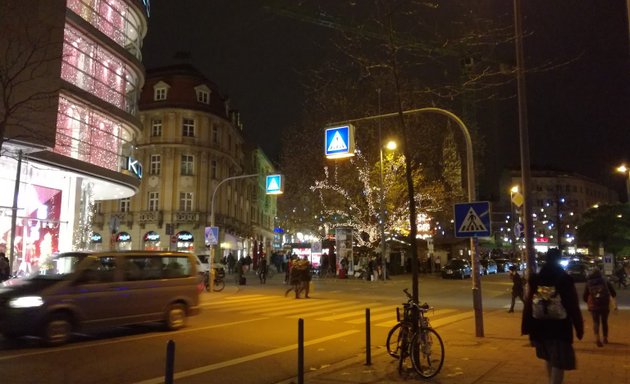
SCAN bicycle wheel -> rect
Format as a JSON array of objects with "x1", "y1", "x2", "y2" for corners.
[
  {"x1": 385, "y1": 323, "x2": 403, "y2": 359},
  {"x1": 410, "y1": 327, "x2": 444, "y2": 378},
  {"x1": 213, "y1": 279, "x2": 225, "y2": 292}
]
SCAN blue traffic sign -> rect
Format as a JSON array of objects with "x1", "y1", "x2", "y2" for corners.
[
  {"x1": 266, "y1": 174, "x2": 283, "y2": 194},
  {"x1": 325, "y1": 124, "x2": 355, "y2": 158},
  {"x1": 454, "y1": 201, "x2": 491, "y2": 238},
  {"x1": 205, "y1": 226, "x2": 219, "y2": 245}
]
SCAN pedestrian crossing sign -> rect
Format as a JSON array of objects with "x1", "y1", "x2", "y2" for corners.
[
  {"x1": 454, "y1": 201, "x2": 491, "y2": 238},
  {"x1": 266, "y1": 174, "x2": 284, "y2": 195},
  {"x1": 205, "y1": 226, "x2": 219, "y2": 245},
  {"x1": 325, "y1": 124, "x2": 355, "y2": 159}
]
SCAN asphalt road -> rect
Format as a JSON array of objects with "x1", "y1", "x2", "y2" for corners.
[{"x1": 0, "y1": 272, "x2": 544, "y2": 384}]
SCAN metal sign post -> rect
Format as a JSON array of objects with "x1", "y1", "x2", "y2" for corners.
[{"x1": 454, "y1": 201, "x2": 491, "y2": 338}]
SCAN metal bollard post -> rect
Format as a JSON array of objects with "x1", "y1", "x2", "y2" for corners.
[
  {"x1": 365, "y1": 308, "x2": 371, "y2": 365},
  {"x1": 298, "y1": 318, "x2": 304, "y2": 384},
  {"x1": 165, "y1": 340, "x2": 175, "y2": 384}
]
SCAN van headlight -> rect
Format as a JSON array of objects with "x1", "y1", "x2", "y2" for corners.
[{"x1": 9, "y1": 296, "x2": 44, "y2": 308}]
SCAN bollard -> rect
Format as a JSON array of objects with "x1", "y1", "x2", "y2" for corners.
[
  {"x1": 298, "y1": 318, "x2": 304, "y2": 384},
  {"x1": 365, "y1": 308, "x2": 371, "y2": 365},
  {"x1": 165, "y1": 340, "x2": 175, "y2": 384}
]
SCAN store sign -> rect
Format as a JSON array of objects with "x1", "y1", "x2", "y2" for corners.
[
  {"x1": 127, "y1": 157, "x2": 143, "y2": 179},
  {"x1": 177, "y1": 231, "x2": 194, "y2": 242},
  {"x1": 90, "y1": 233, "x2": 102, "y2": 243},
  {"x1": 116, "y1": 232, "x2": 131, "y2": 242},
  {"x1": 534, "y1": 237, "x2": 549, "y2": 243},
  {"x1": 144, "y1": 231, "x2": 160, "y2": 242}
]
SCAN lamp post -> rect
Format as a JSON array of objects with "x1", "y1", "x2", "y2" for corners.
[
  {"x1": 616, "y1": 164, "x2": 630, "y2": 203},
  {"x1": 209, "y1": 173, "x2": 258, "y2": 291},
  {"x1": 379, "y1": 140, "x2": 397, "y2": 281},
  {"x1": 327, "y1": 106, "x2": 483, "y2": 337}
]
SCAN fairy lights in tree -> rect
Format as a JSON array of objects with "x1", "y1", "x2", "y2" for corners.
[{"x1": 73, "y1": 181, "x2": 95, "y2": 250}]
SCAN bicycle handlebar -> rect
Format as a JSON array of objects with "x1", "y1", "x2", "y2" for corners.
[{"x1": 402, "y1": 288, "x2": 431, "y2": 312}]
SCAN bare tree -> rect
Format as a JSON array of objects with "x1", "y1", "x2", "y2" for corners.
[{"x1": 0, "y1": 0, "x2": 64, "y2": 157}]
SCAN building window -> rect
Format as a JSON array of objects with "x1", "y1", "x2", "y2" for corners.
[
  {"x1": 94, "y1": 201, "x2": 102, "y2": 214},
  {"x1": 182, "y1": 118, "x2": 195, "y2": 137},
  {"x1": 196, "y1": 90, "x2": 209, "y2": 104},
  {"x1": 179, "y1": 192, "x2": 193, "y2": 211},
  {"x1": 211, "y1": 160, "x2": 217, "y2": 179},
  {"x1": 151, "y1": 119, "x2": 162, "y2": 136},
  {"x1": 154, "y1": 87, "x2": 167, "y2": 101},
  {"x1": 150, "y1": 154, "x2": 161, "y2": 175},
  {"x1": 120, "y1": 198, "x2": 130, "y2": 212},
  {"x1": 181, "y1": 154, "x2": 194, "y2": 176},
  {"x1": 211, "y1": 125, "x2": 219, "y2": 144},
  {"x1": 148, "y1": 192, "x2": 159, "y2": 211}
]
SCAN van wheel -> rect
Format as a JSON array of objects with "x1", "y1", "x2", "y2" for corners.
[
  {"x1": 40, "y1": 313, "x2": 73, "y2": 347},
  {"x1": 164, "y1": 303, "x2": 187, "y2": 331}
]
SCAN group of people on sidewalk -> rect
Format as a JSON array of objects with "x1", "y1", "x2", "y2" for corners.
[{"x1": 509, "y1": 248, "x2": 618, "y2": 384}]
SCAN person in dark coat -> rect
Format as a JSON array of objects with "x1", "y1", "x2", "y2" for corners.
[
  {"x1": 522, "y1": 248, "x2": 584, "y2": 384},
  {"x1": 583, "y1": 269, "x2": 616, "y2": 347},
  {"x1": 508, "y1": 265, "x2": 524, "y2": 313}
]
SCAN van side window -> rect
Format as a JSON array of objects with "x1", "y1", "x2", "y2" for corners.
[
  {"x1": 95, "y1": 256, "x2": 116, "y2": 282},
  {"x1": 163, "y1": 257, "x2": 192, "y2": 278},
  {"x1": 123, "y1": 257, "x2": 147, "y2": 281}
]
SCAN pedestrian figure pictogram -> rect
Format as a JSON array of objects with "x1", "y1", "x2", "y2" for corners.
[{"x1": 459, "y1": 207, "x2": 487, "y2": 233}]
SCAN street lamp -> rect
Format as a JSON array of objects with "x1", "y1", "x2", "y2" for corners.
[
  {"x1": 379, "y1": 139, "x2": 397, "y2": 281},
  {"x1": 616, "y1": 164, "x2": 630, "y2": 203}
]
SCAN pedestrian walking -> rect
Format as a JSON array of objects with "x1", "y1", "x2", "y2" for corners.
[
  {"x1": 258, "y1": 258, "x2": 268, "y2": 284},
  {"x1": 522, "y1": 248, "x2": 584, "y2": 384},
  {"x1": 614, "y1": 264, "x2": 627, "y2": 289},
  {"x1": 508, "y1": 265, "x2": 524, "y2": 313},
  {"x1": 583, "y1": 269, "x2": 616, "y2": 347}
]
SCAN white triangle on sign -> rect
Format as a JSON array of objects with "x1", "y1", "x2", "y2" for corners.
[
  {"x1": 206, "y1": 229, "x2": 217, "y2": 244},
  {"x1": 458, "y1": 207, "x2": 488, "y2": 233},
  {"x1": 327, "y1": 131, "x2": 348, "y2": 152},
  {"x1": 267, "y1": 177, "x2": 280, "y2": 191}
]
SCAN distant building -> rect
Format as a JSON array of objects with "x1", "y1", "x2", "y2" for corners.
[
  {"x1": 92, "y1": 64, "x2": 277, "y2": 259},
  {"x1": 493, "y1": 169, "x2": 619, "y2": 253},
  {"x1": 0, "y1": 0, "x2": 148, "y2": 272}
]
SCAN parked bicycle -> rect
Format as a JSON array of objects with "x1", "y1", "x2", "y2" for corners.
[
  {"x1": 386, "y1": 288, "x2": 444, "y2": 378},
  {"x1": 204, "y1": 267, "x2": 226, "y2": 292}
]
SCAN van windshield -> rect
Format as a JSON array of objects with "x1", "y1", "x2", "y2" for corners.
[{"x1": 38, "y1": 254, "x2": 88, "y2": 277}]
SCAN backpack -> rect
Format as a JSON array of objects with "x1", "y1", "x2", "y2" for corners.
[
  {"x1": 588, "y1": 280, "x2": 610, "y2": 308},
  {"x1": 532, "y1": 285, "x2": 567, "y2": 320}
]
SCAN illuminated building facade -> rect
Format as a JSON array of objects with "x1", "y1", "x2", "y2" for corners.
[
  {"x1": 495, "y1": 169, "x2": 619, "y2": 254},
  {"x1": 93, "y1": 64, "x2": 277, "y2": 259},
  {"x1": 0, "y1": 0, "x2": 149, "y2": 272}
]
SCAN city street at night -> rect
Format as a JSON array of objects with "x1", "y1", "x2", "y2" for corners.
[{"x1": 1, "y1": 271, "x2": 629, "y2": 384}]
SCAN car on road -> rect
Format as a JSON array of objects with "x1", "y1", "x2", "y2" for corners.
[
  {"x1": 479, "y1": 259, "x2": 498, "y2": 275},
  {"x1": 566, "y1": 261, "x2": 590, "y2": 282},
  {"x1": 494, "y1": 258, "x2": 513, "y2": 273},
  {"x1": 442, "y1": 259, "x2": 472, "y2": 279}
]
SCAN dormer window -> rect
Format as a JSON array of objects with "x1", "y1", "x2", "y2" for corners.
[
  {"x1": 153, "y1": 81, "x2": 170, "y2": 101},
  {"x1": 194, "y1": 85, "x2": 211, "y2": 104}
]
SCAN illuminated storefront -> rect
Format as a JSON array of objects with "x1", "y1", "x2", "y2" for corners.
[{"x1": 143, "y1": 231, "x2": 160, "y2": 250}]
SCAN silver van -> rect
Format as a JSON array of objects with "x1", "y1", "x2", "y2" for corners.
[{"x1": 0, "y1": 250, "x2": 201, "y2": 346}]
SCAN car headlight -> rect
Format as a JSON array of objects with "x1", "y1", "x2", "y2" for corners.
[{"x1": 9, "y1": 296, "x2": 44, "y2": 308}]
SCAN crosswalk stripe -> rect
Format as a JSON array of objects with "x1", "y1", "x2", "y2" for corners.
[
  {"x1": 202, "y1": 294, "x2": 468, "y2": 329},
  {"x1": 248, "y1": 300, "x2": 353, "y2": 317},
  {"x1": 315, "y1": 305, "x2": 393, "y2": 321}
]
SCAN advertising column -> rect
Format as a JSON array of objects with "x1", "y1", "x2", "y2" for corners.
[{"x1": 335, "y1": 226, "x2": 353, "y2": 274}]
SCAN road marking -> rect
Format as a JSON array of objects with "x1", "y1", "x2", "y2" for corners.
[
  {"x1": 131, "y1": 329, "x2": 361, "y2": 384},
  {"x1": 314, "y1": 305, "x2": 393, "y2": 321},
  {"x1": 430, "y1": 311, "x2": 474, "y2": 327},
  {"x1": 0, "y1": 317, "x2": 266, "y2": 362}
]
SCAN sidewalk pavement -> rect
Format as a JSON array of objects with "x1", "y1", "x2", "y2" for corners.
[{"x1": 274, "y1": 301, "x2": 630, "y2": 384}]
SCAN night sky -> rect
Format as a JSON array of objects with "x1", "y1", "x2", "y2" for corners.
[{"x1": 142, "y1": 1, "x2": 630, "y2": 199}]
